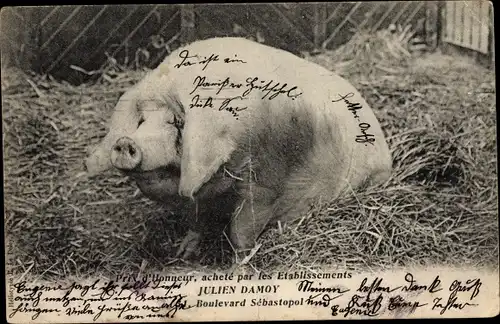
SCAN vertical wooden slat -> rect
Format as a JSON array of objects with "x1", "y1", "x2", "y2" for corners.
[
  {"x1": 470, "y1": 1, "x2": 481, "y2": 51},
  {"x1": 479, "y1": 0, "x2": 490, "y2": 54},
  {"x1": 26, "y1": 7, "x2": 45, "y2": 74},
  {"x1": 490, "y1": 1, "x2": 495, "y2": 65},
  {"x1": 462, "y1": 2, "x2": 472, "y2": 47},
  {"x1": 313, "y1": 2, "x2": 327, "y2": 49},
  {"x1": 453, "y1": 1, "x2": 463, "y2": 45},
  {"x1": 180, "y1": 4, "x2": 196, "y2": 45},
  {"x1": 445, "y1": 1, "x2": 455, "y2": 41},
  {"x1": 425, "y1": 1, "x2": 439, "y2": 50}
]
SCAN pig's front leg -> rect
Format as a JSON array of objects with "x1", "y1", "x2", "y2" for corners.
[
  {"x1": 175, "y1": 205, "x2": 207, "y2": 259},
  {"x1": 229, "y1": 185, "x2": 278, "y2": 259},
  {"x1": 175, "y1": 229, "x2": 202, "y2": 259}
]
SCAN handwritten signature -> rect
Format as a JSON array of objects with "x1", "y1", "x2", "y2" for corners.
[
  {"x1": 189, "y1": 95, "x2": 247, "y2": 119},
  {"x1": 332, "y1": 92, "x2": 375, "y2": 146},
  {"x1": 331, "y1": 293, "x2": 384, "y2": 318},
  {"x1": 190, "y1": 76, "x2": 243, "y2": 95},
  {"x1": 243, "y1": 77, "x2": 303, "y2": 100},
  {"x1": 8, "y1": 279, "x2": 194, "y2": 321},
  {"x1": 431, "y1": 278, "x2": 481, "y2": 315},
  {"x1": 301, "y1": 272, "x2": 482, "y2": 318},
  {"x1": 388, "y1": 295, "x2": 428, "y2": 314},
  {"x1": 297, "y1": 280, "x2": 349, "y2": 308},
  {"x1": 432, "y1": 296, "x2": 477, "y2": 315},
  {"x1": 174, "y1": 50, "x2": 247, "y2": 71},
  {"x1": 188, "y1": 72, "x2": 304, "y2": 120}
]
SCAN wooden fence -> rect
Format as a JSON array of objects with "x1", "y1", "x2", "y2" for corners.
[
  {"x1": 439, "y1": 1, "x2": 494, "y2": 66},
  {"x1": 0, "y1": 2, "x2": 494, "y2": 84},
  {"x1": 184, "y1": 2, "x2": 429, "y2": 54},
  {"x1": 1, "y1": 5, "x2": 181, "y2": 84}
]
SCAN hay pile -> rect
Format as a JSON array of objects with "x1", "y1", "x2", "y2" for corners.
[
  {"x1": 3, "y1": 30, "x2": 497, "y2": 280},
  {"x1": 304, "y1": 25, "x2": 424, "y2": 77}
]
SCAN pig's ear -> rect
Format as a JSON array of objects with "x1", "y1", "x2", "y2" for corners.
[
  {"x1": 85, "y1": 91, "x2": 140, "y2": 176},
  {"x1": 179, "y1": 119, "x2": 237, "y2": 199},
  {"x1": 108, "y1": 90, "x2": 141, "y2": 133}
]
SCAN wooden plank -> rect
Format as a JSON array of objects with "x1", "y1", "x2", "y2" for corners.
[
  {"x1": 462, "y1": 1, "x2": 473, "y2": 47},
  {"x1": 403, "y1": 1, "x2": 425, "y2": 28},
  {"x1": 453, "y1": 1, "x2": 464, "y2": 45},
  {"x1": 192, "y1": 7, "x2": 217, "y2": 37},
  {"x1": 95, "y1": 4, "x2": 162, "y2": 79},
  {"x1": 180, "y1": 4, "x2": 196, "y2": 45},
  {"x1": 470, "y1": 1, "x2": 481, "y2": 51},
  {"x1": 444, "y1": 1, "x2": 455, "y2": 42},
  {"x1": 40, "y1": 7, "x2": 59, "y2": 27},
  {"x1": 322, "y1": 2, "x2": 361, "y2": 49},
  {"x1": 357, "y1": 2, "x2": 383, "y2": 31},
  {"x1": 46, "y1": 6, "x2": 109, "y2": 73},
  {"x1": 389, "y1": 1, "x2": 412, "y2": 25},
  {"x1": 269, "y1": 4, "x2": 315, "y2": 48},
  {"x1": 325, "y1": 3, "x2": 343, "y2": 25},
  {"x1": 425, "y1": 1, "x2": 439, "y2": 50},
  {"x1": 371, "y1": 1, "x2": 398, "y2": 32},
  {"x1": 490, "y1": 2, "x2": 495, "y2": 65},
  {"x1": 40, "y1": 6, "x2": 82, "y2": 51},
  {"x1": 313, "y1": 2, "x2": 327, "y2": 48},
  {"x1": 83, "y1": 6, "x2": 141, "y2": 66},
  {"x1": 479, "y1": 0, "x2": 490, "y2": 54}
]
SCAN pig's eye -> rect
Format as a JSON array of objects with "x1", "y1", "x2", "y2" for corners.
[
  {"x1": 138, "y1": 116, "x2": 145, "y2": 127},
  {"x1": 170, "y1": 115, "x2": 184, "y2": 129}
]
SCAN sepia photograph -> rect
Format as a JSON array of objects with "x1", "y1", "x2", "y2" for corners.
[{"x1": 3, "y1": 2, "x2": 498, "y2": 322}]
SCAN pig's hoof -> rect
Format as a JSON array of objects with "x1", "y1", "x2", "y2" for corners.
[
  {"x1": 232, "y1": 246, "x2": 256, "y2": 265},
  {"x1": 175, "y1": 230, "x2": 201, "y2": 260}
]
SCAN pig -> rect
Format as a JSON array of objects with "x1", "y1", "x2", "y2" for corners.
[{"x1": 86, "y1": 36, "x2": 392, "y2": 259}]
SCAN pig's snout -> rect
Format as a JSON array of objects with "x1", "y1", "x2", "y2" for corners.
[{"x1": 111, "y1": 137, "x2": 142, "y2": 171}]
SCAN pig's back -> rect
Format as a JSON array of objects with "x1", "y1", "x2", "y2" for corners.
[{"x1": 162, "y1": 37, "x2": 391, "y2": 179}]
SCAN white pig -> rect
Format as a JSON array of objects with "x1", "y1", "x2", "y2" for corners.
[{"x1": 86, "y1": 36, "x2": 392, "y2": 258}]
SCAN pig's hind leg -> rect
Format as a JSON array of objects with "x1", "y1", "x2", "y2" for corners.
[{"x1": 228, "y1": 185, "x2": 277, "y2": 259}]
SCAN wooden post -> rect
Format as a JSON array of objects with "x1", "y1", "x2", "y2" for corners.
[
  {"x1": 180, "y1": 4, "x2": 196, "y2": 45},
  {"x1": 488, "y1": 1, "x2": 494, "y2": 68},
  {"x1": 27, "y1": 7, "x2": 44, "y2": 74},
  {"x1": 0, "y1": 8, "x2": 16, "y2": 69},
  {"x1": 0, "y1": 7, "x2": 37, "y2": 71},
  {"x1": 313, "y1": 2, "x2": 327, "y2": 51},
  {"x1": 425, "y1": 1, "x2": 439, "y2": 51}
]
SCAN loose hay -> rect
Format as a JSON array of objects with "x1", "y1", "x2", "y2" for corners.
[
  {"x1": 3, "y1": 32, "x2": 497, "y2": 280},
  {"x1": 303, "y1": 26, "x2": 418, "y2": 77}
]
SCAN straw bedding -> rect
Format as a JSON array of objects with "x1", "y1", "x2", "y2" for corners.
[{"x1": 3, "y1": 30, "x2": 497, "y2": 280}]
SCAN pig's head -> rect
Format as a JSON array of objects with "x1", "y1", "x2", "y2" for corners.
[
  {"x1": 85, "y1": 75, "x2": 184, "y2": 191},
  {"x1": 178, "y1": 104, "x2": 245, "y2": 200}
]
